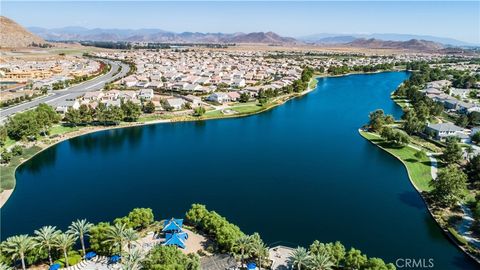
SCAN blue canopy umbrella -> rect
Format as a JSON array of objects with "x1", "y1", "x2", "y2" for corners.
[
  {"x1": 162, "y1": 218, "x2": 184, "y2": 233},
  {"x1": 247, "y1": 262, "x2": 257, "y2": 270},
  {"x1": 163, "y1": 232, "x2": 186, "y2": 249},
  {"x1": 109, "y1": 255, "x2": 121, "y2": 264},
  {"x1": 49, "y1": 263, "x2": 61, "y2": 270},
  {"x1": 85, "y1": 251, "x2": 97, "y2": 260}
]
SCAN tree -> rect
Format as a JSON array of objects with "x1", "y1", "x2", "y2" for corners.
[
  {"x1": 234, "y1": 235, "x2": 254, "y2": 267},
  {"x1": 193, "y1": 106, "x2": 206, "y2": 117},
  {"x1": 67, "y1": 219, "x2": 93, "y2": 257},
  {"x1": 239, "y1": 92, "x2": 250, "y2": 103},
  {"x1": 1, "y1": 235, "x2": 36, "y2": 270},
  {"x1": 288, "y1": 247, "x2": 309, "y2": 270},
  {"x1": 121, "y1": 100, "x2": 141, "y2": 122},
  {"x1": 78, "y1": 104, "x2": 93, "y2": 124},
  {"x1": 34, "y1": 226, "x2": 60, "y2": 265},
  {"x1": 455, "y1": 114, "x2": 469, "y2": 128},
  {"x1": 89, "y1": 222, "x2": 113, "y2": 255},
  {"x1": 441, "y1": 137, "x2": 462, "y2": 164},
  {"x1": 105, "y1": 106, "x2": 124, "y2": 125},
  {"x1": 64, "y1": 107, "x2": 81, "y2": 126},
  {"x1": 344, "y1": 248, "x2": 367, "y2": 270},
  {"x1": 122, "y1": 248, "x2": 143, "y2": 270},
  {"x1": 466, "y1": 155, "x2": 480, "y2": 185},
  {"x1": 143, "y1": 101, "x2": 155, "y2": 113},
  {"x1": 123, "y1": 228, "x2": 139, "y2": 252},
  {"x1": 430, "y1": 165, "x2": 468, "y2": 207},
  {"x1": 468, "y1": 111, "x2": 480, "y2": 126},
  {"x1": 369, "y1": 110, "x2": 387, "y2": 132},
  {"x1": 6, "y1": 111, "x2": 40, "y2": 140},
  {"x1": 0, "y1": 126, "x2": 7, "y2": 147},
  {"x1": 11, "y1": 145, "x2": 23, "y2": 156},
  {"x1": 35, "y1": 103, "x2": 60, "y2": 135},
  {"x1": 362, "y1": 257, "x2": 395, "y2": 270},
  {"x1": 142, "y1": 245, "x2": 200, "y2": 270},
  {"x1": 251, "y1": 240, "x2": 268, "y2": 270},
  {"x1": 380, "y1": 127, "x2": 409, "y2": 147},
  {"x1": 472, "y1": 132, "x2": 480, "y2": 145},
  {"x1": 1, "y1": 151, "x2": 12, "y2": 164},
  {"x1": 414, "y1": 150, "x2": 427, "y2": 160},
  {"x1": 53, "y1": 233, "x2": 78, "y2": 267},
  {"x1": 402, "y1": 110, "x2": 424, "y2": 135},
  {"x1": 307, "y1": 249, "x2": 334, "y2": 270},
  {"x1": 104, "y1": 223, "x2": 128, "y2": 254}
]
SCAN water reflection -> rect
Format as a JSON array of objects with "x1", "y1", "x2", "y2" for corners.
[
  {"x1": 21, "y1": 146, "x2": 57, "y2": 174},
  {"x1": 69, "y1": 126, "x2": 144, "y2": 153}
]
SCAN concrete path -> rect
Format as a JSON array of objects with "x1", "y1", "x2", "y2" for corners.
[{"x1": 457, "y1": 205, "x2": 480, "y2": 249}]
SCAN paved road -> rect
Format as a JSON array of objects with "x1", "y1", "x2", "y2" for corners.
[{"x1": 0, "y1": 59, "x2": 130, "y2": 122}]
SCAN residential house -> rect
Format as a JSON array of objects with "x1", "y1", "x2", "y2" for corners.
[
  {"x1": 425, "y1": 122, "x2": 470, "y2": 143},
  {"x1": 207, "y1": 92, "x2": 230, "y2": 104}
]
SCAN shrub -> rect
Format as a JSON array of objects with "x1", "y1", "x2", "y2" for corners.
[
  {"x1": 54, "y1": 251, "x2": 82, "y2": 267},
  {"x1": 11, "y1": 145, "x2": 23, "y2": 156},
  {"x1": 1, "y1": 151, "x2": 12, "y2": 164}
]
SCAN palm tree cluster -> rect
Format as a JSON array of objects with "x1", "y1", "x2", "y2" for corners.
[
  {"x1": 232, "y1": 233, "x2": 269, "y2": 270},
  {"x1": 288, "y1": 240, "x2": 396, "y2": 270},
  {"x1": 0, "y1": 219, "x2": 93, "y2": 270}
]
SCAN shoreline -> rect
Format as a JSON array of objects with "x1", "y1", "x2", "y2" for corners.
[
  {"x1": 359, "y1": 130, "x2": 480, "y2": 264},
  {"x1": 0, "y1": 75, "x2": 321, "y2": 208}
]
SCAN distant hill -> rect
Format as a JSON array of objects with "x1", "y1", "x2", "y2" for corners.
[
  {"x1": 299, "y1": 33, "x2": 477, "y2": 47},
  {"x1": 29, "y1": 26, "x2": 300, "y2": 44},
  {"x1": 346, "y1": 38, "x2": 444, "y2": 51},
  {"x1": 0, "y1": 16, "x2": 46, "y2": 48}
]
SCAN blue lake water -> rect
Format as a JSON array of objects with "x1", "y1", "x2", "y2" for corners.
[{"x1": 1, "y1": 72, "x2": 477, "y2": 269}]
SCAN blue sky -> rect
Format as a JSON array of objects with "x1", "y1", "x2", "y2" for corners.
[{"x1": 2, "y1": 1, "x2": 479, "y2": 43}]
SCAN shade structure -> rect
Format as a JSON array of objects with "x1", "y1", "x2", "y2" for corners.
[
  {"x1": 162, "y1": 218, "x2": 183, "y2": 233},
  {"x1": 163, "y1": 232, "x2": 187, "y2": 248},
  {"x1": 109, "y1": 255, "x2": 121, "y2": 263},
  {"x1": 247, "y1": 262, "x2": 257, "y2": 270},
  {"x1": 85, "y1": 251, "x2": 97, "y2": 260},
  {"x1": 49, "y1": 263, "x2": 61, "y2": 270}
]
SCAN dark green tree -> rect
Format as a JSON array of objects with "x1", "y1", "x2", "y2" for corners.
[
  {"x1": 430, "y1": 165, "x2": 467, "y2": 207},
  {"x1": 143, "y1": 101, "x2": 156, "y2": 113},
  {"x1": 441, "y1": 137, "x2": 462, "y2": 164}
]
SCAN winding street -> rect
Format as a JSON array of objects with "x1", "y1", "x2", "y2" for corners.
[{"x1": 0, "y1": 59, "x2": 130, "y2": 122}]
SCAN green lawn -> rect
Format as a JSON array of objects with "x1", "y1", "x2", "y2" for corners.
[
  {"x1": 137, "y1": 114, "x2": 174, "y2": 122},
  {"x1": 309, "y1": 77, "x2": 319, "y2": 89},
  {"x1": 231, "y1": 104, "x2": 263, "y2": 114},
  {"x1": 48, "y1": 125, "x2": 80, "y2": 136},
  {"x1": 360, "y1": 131, "x2": 433, "y2": 192},
  {"x1": 0, "y1": 146, "x2": 43, "y2": 192}
]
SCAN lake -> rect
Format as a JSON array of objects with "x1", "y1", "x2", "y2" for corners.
[{"x1": 1, "y1": 72, "x2": 477, "y2": 269}]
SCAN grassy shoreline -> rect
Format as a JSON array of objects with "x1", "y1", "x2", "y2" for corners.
[
  {"x1": 0, "y1": 75, "x2": 321, "y2": 208},
  {"x1": 359, "y1": 131, "x2": 480, "y2": 263}
]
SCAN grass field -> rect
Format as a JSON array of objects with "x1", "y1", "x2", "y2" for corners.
[
  {"x1": 360, "y1": 130, "x2": 433, "y2": 192},
  {"x1": 48, "y1": 125, "x2": 81, "y2": 136},
  {"x1": 0, "y1": 146, "x2": 43, "y2": 192}
]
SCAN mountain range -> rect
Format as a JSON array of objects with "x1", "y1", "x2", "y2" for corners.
[
  {"x1": 28, "y1": 26, "x2": 298, "y2": 44},
  {"x1": 299, "y1": 33, "x2": 478, "y2": 47}
]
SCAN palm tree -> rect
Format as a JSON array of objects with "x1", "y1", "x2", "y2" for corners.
[
  {"x1": 0, "y1": 263, "x2": 13, "y2": 270},
  {"x1": 67, "y1": 219, "x2": 93, "y2": 257},
  {"x1": 34, "y1": 225, "x2": 61, "y2": 265},
  {"x1": 233, "y1": 235, "x2": 253, "y2": 267},
  {"x1": 1, "y1": 235, "x2": 36, "y2": 270},
  {"x1": 104, "y1": 223, "x2": 128, "y2": 254},
  {"x1": 251, "y1": 241, "x2": 269, "y2": 270},
  {"x1": 123, "y1": 228, "x2": 139, "y2": 252},
  {"x1": 308, "y1": 249, "x2": 334, "y2": 270},
  {"x1": 121, "y1": 248, "x2": 143, "y2": 270},
  {"x1": 288, "y1": 247, "x2": 310, "y2": 270},
  {"x1": 53, "y1": 233, "x2": 78, "y2": 267}
]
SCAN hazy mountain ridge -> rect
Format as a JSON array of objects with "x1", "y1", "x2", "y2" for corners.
[
  {"x1": 300, "y1": 33, "x2": 477, "y2": 47},
  {"x1": 346, "y1": 38, "x2": 444, "y2": 51},
  {"x1": 29, "y1": 26, "x2": 299, "y2": 44}
]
